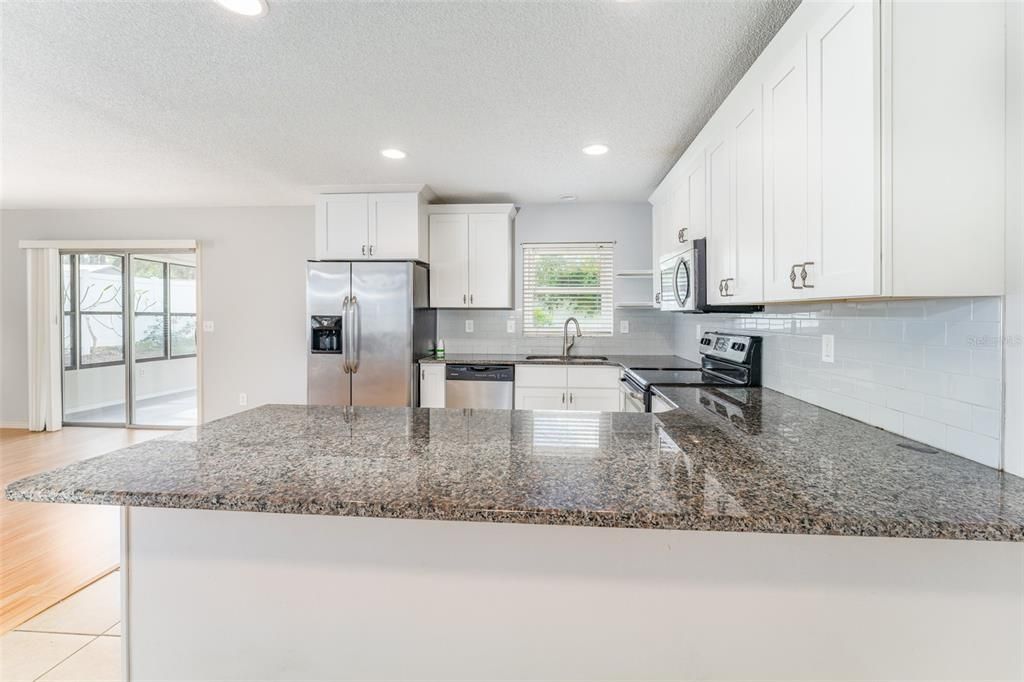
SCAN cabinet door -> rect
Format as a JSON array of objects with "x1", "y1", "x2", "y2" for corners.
[
  {"x1": 568, "y1": 388, "x2": 620, "y2": 412},
  {"x1": 514, "y1": 386, "x2": 566, "y2": 410},
  {"x1": 428, "y1": 214, "x2": 469, "y2": 308},
  {"x1": 731, "y1": 94, "x2": 765, "y2": 304},
  {"x1": 468, "y1": 213, "x2": 512, "y2": 308},
  {"x1": 319, "y1": 194, "x2": 368, "y2": 259},
  {"x1": 684, "y1": 153, "x2": 707, "y2": 241},
  {"x1": 806, "y1": 1, "x2": 877, "y2": 298},
  {"x1": 763, "y1": 41, "x2": 809, "y2": 301},
  {"x1": 369, "y1": 193, "x2": 419, "y2": 259},
  {"x1": 705, "y1": 128, "x2": 733, "y2": 306},
  {"x1": 419, "y1": 364, "x2": 446, "y2": 408}
]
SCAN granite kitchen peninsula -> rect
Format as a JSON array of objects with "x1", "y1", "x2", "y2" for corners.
[{"x1": 8, "y1": 396, "x2": 1024, "y2": 680}]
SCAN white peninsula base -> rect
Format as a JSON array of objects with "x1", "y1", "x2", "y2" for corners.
[{"x1": 120, "y1": 507, "x2": 1024, "y2": 681}]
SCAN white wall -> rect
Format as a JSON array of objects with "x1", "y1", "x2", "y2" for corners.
[
  {"x1": 0, "y1": 207, "x2": 314, "y2": 425},
  {"x1": 674, "y1": 299, "x2": 1004, "y2": 469},
  {"x1": 1004, "y1": 0, "x2": 1024, "y2": 477},
  {"x1": 438, "y1": 202, "x2": 673, "y2": 355}
]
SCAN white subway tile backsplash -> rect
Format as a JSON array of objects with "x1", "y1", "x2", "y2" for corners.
[
  {"x1": 903, "y1": 320, "x2": 947, "y2": 346},
  {"x1": 921, "y1": 396, "x2": 972, "y2": 430},
  {"x1": 948, "y1": 374, "x2": 1001, "y2": 409},
  {"x1": 923, "y1": 347, "x2": 972, "y2": 375},
  {"x1": 972, "y1": 406, "x2": 1002, "y2": 438},
  {"x1": 674, "y1": 297, "x2": 1004, "y2": 470},
  {"x1": 945, "y1": 427, "x2": 1001, "y2": 468}
]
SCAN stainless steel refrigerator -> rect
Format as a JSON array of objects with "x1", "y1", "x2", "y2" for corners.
[{"x1": 307, "y1": 261, "x2": 435, "y2": 407}]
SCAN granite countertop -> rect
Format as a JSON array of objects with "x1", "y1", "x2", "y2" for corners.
[
  {"x1": 419, "y1": 353, "x2": 701, "y2": 370},
  {"x1": 7, "y1": 391, "x2": 1024, "y2": 541}
]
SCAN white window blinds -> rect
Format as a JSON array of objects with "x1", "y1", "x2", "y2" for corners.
[{"x1": 522, "y1": 242, "x2": 614, "y2": 336}]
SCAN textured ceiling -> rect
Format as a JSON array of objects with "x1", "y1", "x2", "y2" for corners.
[{"x1": 1, "y1": 0, "x2": 799, "y2": 208}]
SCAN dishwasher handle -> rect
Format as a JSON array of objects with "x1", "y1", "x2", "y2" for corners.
[{"x1": 445, "y1": 364, "x2": 514, "y2": 382}]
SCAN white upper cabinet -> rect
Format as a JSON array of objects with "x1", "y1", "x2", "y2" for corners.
[
  {"x1": 707, "y1": 86, "x2": 765, "y2": 306},
  {"x1": 315, "y1": 191, "x2": 428, "y2": 261},
  {"x1": 763, "y1": 40, "x2": 809, "y2": 301},
  {"x1": 428, "y1": 205, "x2": 515, "y2": 309},
  {"x1": 468, "y1": 213, "x2": 513, "y2": 308},
  {"x1": 428, "y1": 214, "x2": 469, "y2": 307},
  {"x1": 805, "y1": 1, "x2": 877, "y2": 299},
  {"x1": 318, "y1": 194, "x2": 369, "y2": 259},
  {"x1": 369, "y1": 193, "x2": 422, "y2": 260},
  {"x1": 649, "y1": 0, "x2": 1007, "y2": 302}
]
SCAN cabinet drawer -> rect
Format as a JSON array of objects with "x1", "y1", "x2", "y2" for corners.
[
  {"x1": 566, "y1": 365, "x2": 621, "y2": 389},
  {"x1": 515, "y1": 365, "x2": 567, "y2": 388}
]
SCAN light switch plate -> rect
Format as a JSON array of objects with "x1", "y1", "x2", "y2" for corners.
[
  {"x1": 465, "y1": 320, "x2": 474, "y2": 333},
  {"x1": 620, "y1": 320, "x2": 629, "y2": 334},
  {"x1": 239, "y1": 392, "x2": 247, "y2": 406},
  {"x1": 506, "y1": 319, "x2": 515, "y2": 333},
  {"x1": 203, "y1": 321, "x2": 215, "y2": 332},
  {"x1": 822, "y1": 334, "x2": 835, "y2": 363}
]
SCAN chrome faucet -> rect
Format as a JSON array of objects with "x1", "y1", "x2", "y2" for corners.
[{"x1": 562, "y1": 317, "x2": 582, "y2": 357}]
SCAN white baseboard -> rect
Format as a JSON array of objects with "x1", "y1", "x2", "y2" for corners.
[{"x1": 0, "y1": 420, "x2": 29, "y2": 429}]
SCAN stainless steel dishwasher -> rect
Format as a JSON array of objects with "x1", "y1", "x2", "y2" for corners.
[{"x1": 445, "y1": 365, "x2": 515, "y2": 409}]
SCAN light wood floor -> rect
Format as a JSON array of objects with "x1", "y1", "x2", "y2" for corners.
[{"x1": 0, "y1": 427, "x2": 171, "y2": 634}]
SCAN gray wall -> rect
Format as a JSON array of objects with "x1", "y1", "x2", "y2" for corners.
[
  {"x1": 437, "y1": 202, "x2": 674, "y2": 355},
  {"x1": 0, "y1": 207, "x2": 314, "y2": 425}
]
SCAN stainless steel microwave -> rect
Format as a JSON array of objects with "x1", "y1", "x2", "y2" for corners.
[{"x1": 658, "y1": 238, "x2": 762, "y2": 314}]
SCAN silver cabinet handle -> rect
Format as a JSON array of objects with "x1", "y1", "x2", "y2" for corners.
[
  {"x1": 463, "y1": 294, "x2": 467, "y2": 304},
  {"x1": 800, "y1": 262, "x2": 815, "y2": 288},
  {"x1": 469, "y1": 294, "x2": 474, "y2": 304},
  {"x1": 655, "y1": 292, "x2": 661, "y2": 304},
  {"x1": 789, "y1": 264, "x2": 803, "y2": 289},
  {"x1": 361, "y1": 245, "x2": 366, "y2": 256},
  {"x1": 724, "y1": 278, "x2": 735, "y2": 297},
  {"x1": 678, "y1": 227, "x2": 688, "y2": 243},
  {"x1": 350, "y1": 295, "x2": 361, "y2": 372},
  {"x1": 718, "y1": 279, "x2": 726, "y2": 296},
  {"x1": 368, "y1": 245, "x2": 374, "y2": 257},
  {"x1": 562, "y1": 392, "x2": 566, "y2": 404},
  {"x1": 341, "y1": 296, "x2": 351, "y2": 373},
  {"x1": 421, "y1": 369, "x2": 425, "y2": 381},
  {"x1": 569, "y1": 392, "x2": 574, "y2": 404}
]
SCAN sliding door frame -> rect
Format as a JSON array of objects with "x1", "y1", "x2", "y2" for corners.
[{"x1": 60, "y1": 247, "x2": 200, "y2": 430}]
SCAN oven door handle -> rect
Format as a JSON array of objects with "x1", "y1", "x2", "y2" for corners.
[{"x1": 619, "y1": 377, "x2": 646, "y2": 402}]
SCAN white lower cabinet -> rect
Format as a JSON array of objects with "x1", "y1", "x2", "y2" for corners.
[
  {"x1": 514, "y1": 387, "x2": 567, "y2": 410},
  {"x1": 515, "y1": 365, "x2": 622, "y2": 412},
  {"x1": 418, "y1": 363, "x2": 446, "y2": 408}
]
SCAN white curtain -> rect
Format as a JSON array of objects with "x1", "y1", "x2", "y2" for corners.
[{"x1": 26, "y1": 248, "x2": 63, "y2": 431}]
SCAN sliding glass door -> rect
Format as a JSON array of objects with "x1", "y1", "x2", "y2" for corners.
[{"x1": 61, "y1": 250, "x2": 198, "y2": 428}]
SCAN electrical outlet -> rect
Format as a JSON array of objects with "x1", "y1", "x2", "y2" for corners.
[
  {"x1": 203, "y1": 320, "x2": 215, "y2": 332},
  {"x1": 465, "y1": 320, "x2": 474, "y2": 333},
  {"x1": 822, "y1": 334, "x2": 835, "y2": 363},
  {"x1": 239, "y1": 392, "x2": 248, "y2": 406},
  {"x1": 506, "y1": 319, "x2": 515, "y2": 333},
  {"x1": 620, "y1": 320, "x2": 629, "y2": 334}
]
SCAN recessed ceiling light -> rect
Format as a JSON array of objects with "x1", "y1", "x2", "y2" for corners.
[
  {"x1": 582, "y1": 144, "x2": 609, "y2": 156},
  {"x1": 213, "y1": 0, "x2": 268, "y2": 17},
  {"x1": 560, "y1": 194, "x2": 577, "y2": 202},
  {"x1": 381, "y1": 148, "x2": 407, "y2": 160}
]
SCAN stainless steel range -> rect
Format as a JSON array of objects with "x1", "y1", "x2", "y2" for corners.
[{"x1": 621, "y1": 331, "x2": 763, "y2": 411}]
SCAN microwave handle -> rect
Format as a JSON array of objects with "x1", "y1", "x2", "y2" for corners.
[{"x1": 673, "y1": 258, "x2": 687, "y2": 308}]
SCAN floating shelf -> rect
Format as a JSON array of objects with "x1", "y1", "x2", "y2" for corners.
[
  {"x1": 614, "y1": 270, "x2": 654, "y2": 278},
  {"x1": 615, "y1": 301, "x2": 656, "y2": 309}
]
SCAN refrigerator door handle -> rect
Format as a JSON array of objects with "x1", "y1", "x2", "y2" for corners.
[
  {"x1": 341, "y1": 296, "x2": 351, "y2": 373},
  {"x1": 350, "y1": 295, "x2": 361, "y2": 373}
]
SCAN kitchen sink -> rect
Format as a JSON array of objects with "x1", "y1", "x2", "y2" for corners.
[{"x1": 524, "y1": 355, "x2": 609, "y2": 362}]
